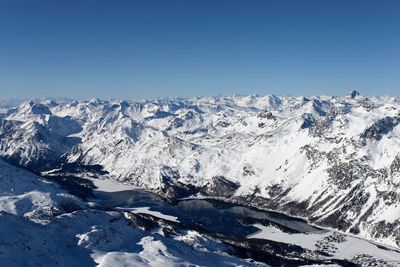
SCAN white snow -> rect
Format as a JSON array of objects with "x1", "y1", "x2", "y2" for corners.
[
  {"x1": 248, "y1": 224, "x2": 400, "y2": 262},
  {"x1": 93, "y1": 178, "x2": 135, "y2": 192},
  {"x1": 117, "y1": 207, "x2": 180, "y2": 223}
]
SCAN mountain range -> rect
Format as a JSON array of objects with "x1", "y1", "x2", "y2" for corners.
[{"x1": 1, "y1": 92, "x2": 400, "y2": 265}]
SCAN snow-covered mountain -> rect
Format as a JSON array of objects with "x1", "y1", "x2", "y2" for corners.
[{"x1": 1, "y1": 92, "x2": 400, "y2": 251}]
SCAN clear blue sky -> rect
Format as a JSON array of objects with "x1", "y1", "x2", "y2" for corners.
[{"x1": 0, "y1": 0, "x2": 399, "y2": 99}]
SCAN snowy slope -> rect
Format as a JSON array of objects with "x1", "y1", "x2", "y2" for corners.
[
  {"x1": 0, "y1": 158, "x2": 268, "y2": 266},
  {"x1": 1, "y1": 92, "x2": 400, "y2": 249},
  {"x1": 0, "y1": 210, "x2": 265, "y2": 267},
  {"x1": 0, "y1": 158, "x2": 84, "y2": 220}
]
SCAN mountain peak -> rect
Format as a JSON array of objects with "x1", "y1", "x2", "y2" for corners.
[
  {"x1": 19, "y1": 101, "x2": 52, "y2": 115},
  {"x1": 348, "y1": 90, "x2": 361, "y2": 99}
]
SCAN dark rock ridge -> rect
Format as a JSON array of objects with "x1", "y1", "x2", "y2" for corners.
[
  {"x1": 201, "y1": 176, "x2": 240, "y2": 198},
  {"x1": 361, "y1": 116, "x2": 400, "y2": 141},
  {"x1": 349, "y1": 90, "x2": 361, "y2": 99}
]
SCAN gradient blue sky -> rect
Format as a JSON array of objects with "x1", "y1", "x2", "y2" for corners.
[{"x1": 0, "y1": 0, "x2": 399, "y2": 99}]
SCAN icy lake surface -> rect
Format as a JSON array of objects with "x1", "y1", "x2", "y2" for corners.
[{"x1": 93, "y1": 185, "x2": 400, "y2": 264}]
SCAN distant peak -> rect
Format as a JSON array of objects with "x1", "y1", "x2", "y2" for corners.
[
  {"x1": 89, "y1": 98, "x2": 102, "y2": 105},
  {"x1": 348, "y1": 90, "x2": 360, "y2": 99},
  {"x1": 21, "y1": 100, "x2": 35, "y2": 107},
  {"x1": 42, "y1": 99, "x2": 58, "y2": 107},
  {"x1": 20, "y1": 101, "x2": 52, "y2": 115}
]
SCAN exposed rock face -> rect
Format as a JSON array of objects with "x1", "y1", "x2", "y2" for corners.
[
  {"x1": 390, "y1": 154, "x2": 400, "y2": 175},
  {"x1": 157, "y1": 166, "x2": 198, "y2": 200},
  {"x1": 361, "y1": 116, "x2": 400, "y2": 141},
  {"x1": 201, "y1": 176, "x2": 240, "y2": 198},
  {"x1": 257, "y1": 110, "x2": 275, "y2": 120},
  {"x1": 349, "y1": 90, "x2": 361, "y2": 99},
  {"x1": 300, "y1": 113, "x2": 315, "y2": 129}
]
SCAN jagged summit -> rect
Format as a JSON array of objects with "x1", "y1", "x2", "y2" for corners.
[
  {"x1": 42, "y1": 99, "x2": 58, "y2": 107},
  {"x1": 19, "y1": 101, "x2": 52, "y2": 115},
  {"x1": 348, "y1": 90, "x2": 361, "y2": 99}
]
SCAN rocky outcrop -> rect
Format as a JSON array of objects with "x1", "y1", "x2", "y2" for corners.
[
  {"x1": 349, "y1": 90, "x2": 360, "y2": 99},
  {"x1": 300, "y1": 113, "x2": 315, "y2": 129},
  {"x1": 361, "y1": 116, "x2": 400, "y2": 141},
  {"x1": 201, "y1": 176, "x2": 240, "y2": 198},
  {"x1": 390, "y1": 154, "x2": 400, "y2": 175}
]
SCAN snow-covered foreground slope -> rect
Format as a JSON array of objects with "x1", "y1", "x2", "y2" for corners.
[
  {"x1": 0, "y1": 159, "x2": 269, "y2": 266},
  {"x1": 0, "y1": 210, "x2": 266, "y2": 267},
  {"x1": 1, "y1": 92, "x2": 400, "y2": 250},
  {"x1": 0, "y1": 158, "x2": 84, "y2": 220}
]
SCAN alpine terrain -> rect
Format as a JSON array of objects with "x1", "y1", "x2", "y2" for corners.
[{"x1": 1, "y1": 91, "x2": 400, "y2": 266}]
